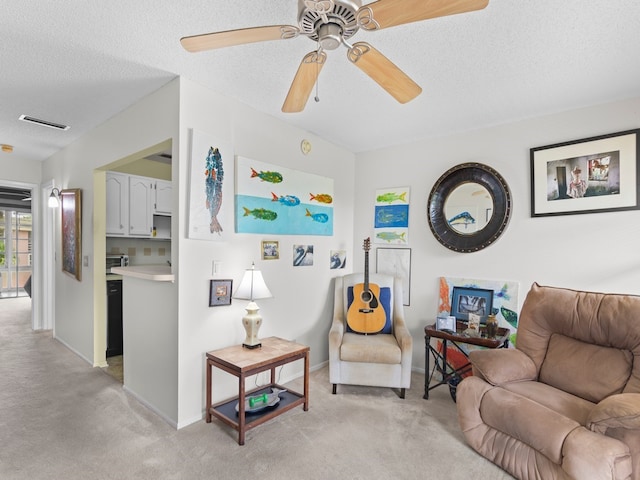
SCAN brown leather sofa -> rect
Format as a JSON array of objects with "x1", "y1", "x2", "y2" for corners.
[{"x1": 457, "y1": 283, "x2": 640, "y2": 480}]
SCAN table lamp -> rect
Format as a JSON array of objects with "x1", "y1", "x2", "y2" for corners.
[{"x1": 233, "y1": 262, "x2": 272, "y2": 349}]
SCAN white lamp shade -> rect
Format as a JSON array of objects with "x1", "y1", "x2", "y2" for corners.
[{"x1": 233, "y1": 267, "x2": 272, "y2": 301}]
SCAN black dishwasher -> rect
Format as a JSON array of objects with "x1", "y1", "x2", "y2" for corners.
[{"x1": 106, "y1": 279, "x2": 123, "y2": 357}]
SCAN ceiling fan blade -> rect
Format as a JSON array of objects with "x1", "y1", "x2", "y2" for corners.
[
  {"x1": 357, "y1": 0, "x2": 489, "y2": 31},
  {"x1": 181, "y1": 25, "x2": 299, "y2": 53},
  {"x1": 282, "y1": 51, "x2": 327, "y2": 113},
  {"x1": 347, "y1": 42, "x2": 421, "y2": 104}
]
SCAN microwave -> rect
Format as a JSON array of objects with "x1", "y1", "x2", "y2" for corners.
[{"x1": 106, "y1": 254, "x2": 129, "y2": 273}]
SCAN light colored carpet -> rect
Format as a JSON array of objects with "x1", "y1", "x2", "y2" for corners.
[{"x1": 0, "y1": 297, "x2": 512, "y2": 480}]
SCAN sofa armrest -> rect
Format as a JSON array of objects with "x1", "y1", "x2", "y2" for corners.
[
  {"x1": 587, "y1": 393, "x2": 640, "y2": 434},
  {"x1": 469, "y1": 348, "x2": 538, "y2": 386}
]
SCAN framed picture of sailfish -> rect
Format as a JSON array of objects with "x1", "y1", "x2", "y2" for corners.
[
  {"x1": 373, "y1": 186, "x2": 409, "y2": 244},
  {"x1": 235, "y1": 157, "x2": 333, "y2": 235},
  {"x1": 187, "y1": 129, "x2": 234, "y2": 241}
]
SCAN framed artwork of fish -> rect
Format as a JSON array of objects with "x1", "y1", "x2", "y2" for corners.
[
  {"x1": 235, "y1": 156, "x2": 333, "y2": 235},
  {"x1": 187, "y1": 129, "x2": 234, "y2": 241},
  {"x1": 374, "y1": 187, "x2": 409, "y2": 244}
]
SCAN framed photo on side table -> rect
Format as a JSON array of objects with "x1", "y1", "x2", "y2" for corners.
[
  {"x1": 530, "y1": 128, "x2": 640, "y2": 217},
  {"x1": 451, "y1": 286, "x2": 493, "y2": 323},
  {"x1": 209, "y1": 279, "x2": 233, "y2": 307}
]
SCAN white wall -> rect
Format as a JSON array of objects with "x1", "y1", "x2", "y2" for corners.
[
  {"x1": 354, "y1": 97, "x2": 640, "y2": 372},
  {"x1": 176, "y1": 78, "x2": 356, "y2": 427}
]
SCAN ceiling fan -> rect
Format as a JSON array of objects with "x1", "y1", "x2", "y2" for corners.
[{"x1": 180, "y1": 0, "x2": 489, "y2": 113}]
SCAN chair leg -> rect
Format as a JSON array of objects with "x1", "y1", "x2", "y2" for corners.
[
  {"x1": 400, "y1": 388, "x2": 405, "y2": 399},
  {"x1": 332, "y1": 384, "x2": 337, "y2": 394}
]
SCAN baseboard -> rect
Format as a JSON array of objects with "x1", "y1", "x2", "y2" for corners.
[{"x1": 123, "y1": 385, "x2": 178, "y2": 429}]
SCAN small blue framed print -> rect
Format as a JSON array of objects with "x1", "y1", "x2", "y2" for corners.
[{"x1": 451, "y1": 286, "x2": 494, "y2": 323}]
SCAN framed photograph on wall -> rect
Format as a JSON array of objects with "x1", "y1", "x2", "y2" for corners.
[
  {"x1": 450, "y1": 286, "x2": 493, "y2": 323},
  {"x1": 60, "y1": 188, "x2": 82, "y2": 281},
  {"x1": 209, "y1": 279, "x2": 232, "y2": 306},
  {"x1": 261, "y1": 240, "x2": 279, "y2": 260},
  {"x1": 530, "y1": 128, "x2": 640, "y2": 217},
  {"x1": 375, "y1": 247, "x2": 411, "y2": 306}
]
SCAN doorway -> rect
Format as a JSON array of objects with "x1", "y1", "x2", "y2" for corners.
[{"x1": 0, "y1": 187, "x2": 32, "y2": 298}]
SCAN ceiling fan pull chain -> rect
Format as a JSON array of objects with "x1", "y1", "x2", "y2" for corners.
[{"x1": 315, "y1": 43, "x2": 321, "y2": 103}]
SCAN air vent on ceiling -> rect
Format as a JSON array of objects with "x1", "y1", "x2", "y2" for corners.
[{"x1": 19, "y1": 114, "x2": 70, "y2": 131}]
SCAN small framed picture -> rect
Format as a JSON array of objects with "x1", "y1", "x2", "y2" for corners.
[
  {"x1": 450, "y1": 286, "x2": 494, "y2": 323},
  {"x1": 262, "y1": 240, "x2": 279, "y2": 260},
  {"x1": 209, "y1": 279, "x2": 233, "y2": 307},
  {"x1": 436, "y1": 315, "x2": 456, "y2": 332}
]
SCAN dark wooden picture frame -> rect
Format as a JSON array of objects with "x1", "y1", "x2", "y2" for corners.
[
  {"x1": 530, "y1": 128, "x2": 640, "y2": 217},
  {"x1": 61, "y1": 188, "x2": 82, "y2": 281},
  {"x1": 209, "y1": 279, "x2": 232, "y2": 306}
]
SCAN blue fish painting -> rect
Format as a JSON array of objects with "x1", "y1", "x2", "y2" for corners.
[
  {"x1": 205, "y1": 147, "x2": 224, "y2": 234},
  {"x1": 305, "y1": 208, "x2": 329, "y2": 223},
  {"x1": 271, "y1": 192, "x2": 300, "y2": 206},
  {"x1": 448, "y1": 211, "x2": 475, "y2": 228}
]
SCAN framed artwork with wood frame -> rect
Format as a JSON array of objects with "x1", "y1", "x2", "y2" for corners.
[
  {"x1": 61, "y1": 188, "x2": 82, "y2": 281},
  {"x1": 530, "y1": 128, "x2": 640, "y2": 217}
]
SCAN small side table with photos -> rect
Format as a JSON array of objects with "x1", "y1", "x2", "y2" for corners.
[{"x1": 423, "y1": 321, "x2": 510, "y2": 400}]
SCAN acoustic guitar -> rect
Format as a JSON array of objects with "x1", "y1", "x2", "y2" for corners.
[{"x1": 346, "y1": 238, "x2": 386, "y2": 334}]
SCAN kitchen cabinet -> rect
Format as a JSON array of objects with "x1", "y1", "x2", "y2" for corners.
[
  {"x1": 128, "y1": 175, "x2": 154, "y2": 236},
  {"x1": 106, "y1": 172, "x2": 129, "y2": 236},
  {"x1": 154, "y1": 180, "x2": 172, "y2": 215},
  {"x1": 106, "y1": 172, "x2": 172, "y2": 238}
]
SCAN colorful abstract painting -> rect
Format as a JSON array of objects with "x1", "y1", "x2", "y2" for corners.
[
  {"x1": 235, "y1": 157, "x2": 334, "y2": 235},
  {"x1": 188, "y1": 129, "x2": 234, "y2": 241},
  {"x1": 374, "y1": 186, "x2": 409, "y2": 244}
]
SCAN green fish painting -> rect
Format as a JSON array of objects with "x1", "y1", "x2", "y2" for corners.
[
  {"x1": 250, "y1": 167, "x2": 283, "y2": 184},
  {"x1": 376, "y1": 231, "x2": 406, "y2": 243},
  {"x1": 242, "y1": 207, "x2": 278, "y2": 221},
  {"x1": 376, "y1": 191, "x2": 407, "y2": 204},
  {"x1": 500, "y1": 306, "x2": 518, "y2": 329}
]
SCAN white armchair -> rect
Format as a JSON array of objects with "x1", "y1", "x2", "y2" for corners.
[{"x1": 329, "y1": 273, "x2": 413, "y2": 398}]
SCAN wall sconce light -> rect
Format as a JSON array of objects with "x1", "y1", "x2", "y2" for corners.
[
  {"x1": 233, "y1": 262, "x2": 273, "y2": 349},
  {"x1": 48, "y1": 188, "x2": 60, "y2": 208}
]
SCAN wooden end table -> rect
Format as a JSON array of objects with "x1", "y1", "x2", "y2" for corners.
[
  {"x1": 423, "y1": 322, "x2": 510, "y2": 400},
  {"x1": 205, "y1": 336, "x2": 310, "y2": 445}
]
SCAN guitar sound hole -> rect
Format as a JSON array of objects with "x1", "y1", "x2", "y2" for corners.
[{"x1": 360, "y1": 291, "x2": 372, "y2": 303}]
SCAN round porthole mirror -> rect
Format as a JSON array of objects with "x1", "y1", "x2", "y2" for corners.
[{"x1": 427, "y1": 163, "x2": 512, "y2": 253}]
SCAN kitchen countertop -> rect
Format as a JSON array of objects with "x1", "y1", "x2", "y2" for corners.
[{"x1": 111, "y1": 265, "x2": 174, "y2": 282}]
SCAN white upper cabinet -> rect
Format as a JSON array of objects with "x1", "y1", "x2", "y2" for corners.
[
  {"x1": 128, "y1": 175, "x2": 154, "y2": 237},
  {"x1": 154, "y1": 180, "x2": 172, "y2": 215},
  {"x1": 106, "y1": 172, "x2": 129, "y2": 236}
]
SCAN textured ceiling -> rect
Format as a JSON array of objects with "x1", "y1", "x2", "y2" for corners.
[{"x1": 2, "y1": 0, "x2": 640, "y2": 163}]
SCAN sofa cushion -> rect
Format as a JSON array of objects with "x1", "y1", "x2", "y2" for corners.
[
  {"x1": 503, "y1": 381, "x2": 595, "y2": 426},
  {"x1": 479, "y1": 386, "x2": 581, "y2": 465},
  {"x1": 340, "y1": 332, "x2": 401, "y2": 364},
  {"x1": 470, "y1": 349, "x2": 537, "y2": 385},
  {"x1": 539, "y1": 334, "x2": 632, "y2": 403},
  {"x1": 588, "y1": 393, "x2": 640, "y2": 434}
]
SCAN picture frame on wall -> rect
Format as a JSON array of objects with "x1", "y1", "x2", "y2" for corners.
[
  {"x1": 209, "y1": 279, "x2": 233, "y2": 307},
  {"x1": 375, "y1": 247, "x2": 411, "y2": 306},
  {"x1": 261, "y1": 240, "x2": 279, "y2": 260},
  {"x1": 530, "y1": 128, "x2": 640, "y2": 217},
  {"x1": 450, "y1": 286, "x2": 493, "y2": 323},
  {"x1": 60, "y1": 188, "x2": 82, "y2": 281}
]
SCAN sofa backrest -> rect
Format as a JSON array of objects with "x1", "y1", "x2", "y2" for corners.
[{"x1": 517, "y1": 283, "x2": 640, "y2": 403}]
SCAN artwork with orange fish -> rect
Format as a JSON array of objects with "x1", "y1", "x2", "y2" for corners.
[
  {"x1": 250, "y1": 167, "x2": 283, "y2": 184},
  {"x1": 236, "y1": 157, "x2": 333, "y2": 235},
  {"x1": 309, "y1": 193, "x2": 333, "y2": 204},
  {"x1": 205, "y1": 147, "x2": 224, "y2": 234}
]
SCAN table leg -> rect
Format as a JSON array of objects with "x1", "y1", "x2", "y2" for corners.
[
  {"x1": 303, "y1": 351, "x2": 309, "y2": 411},
  {"x1": 206, "y1": 359, "x2": 212, "y2": 423},
  {"x1": 424, "y1": 334, "x2": 430, "y2": 399},
  {"x1": 238, "y1": 374, "x2": 246, "y2": 446}
]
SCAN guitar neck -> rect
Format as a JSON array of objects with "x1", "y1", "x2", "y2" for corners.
[{"x1": 363, "y1": 250, "x2": 370, "y2": 291}]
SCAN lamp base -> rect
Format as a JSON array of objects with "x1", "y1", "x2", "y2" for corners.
[
  {"x1": 242, "y1": 342, "x2": 262, "y2": 349},
  {"x1": 242, "y1": 301, "x2": 263, "y2": 350}
]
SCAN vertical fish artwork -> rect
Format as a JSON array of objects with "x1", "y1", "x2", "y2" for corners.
[{"x1": 205, "y1": 147, "x2": 224, "y2": 234}]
